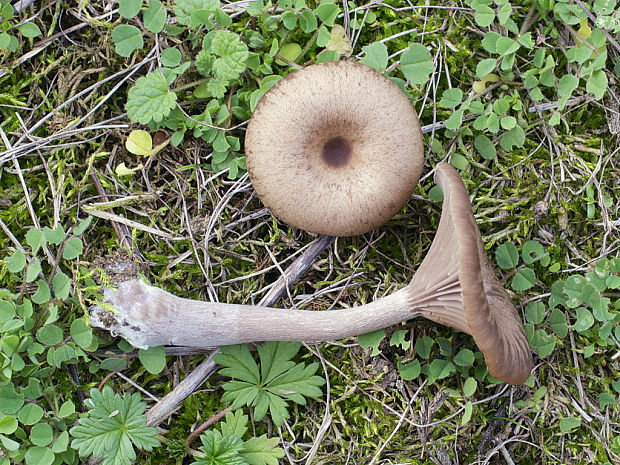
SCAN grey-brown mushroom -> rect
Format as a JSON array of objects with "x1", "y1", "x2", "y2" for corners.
[
  {"x1": 89, "y1": 162, "x2": 532, "y2": 385},
  {"x1": 244, "y1": 60, "x2": 424, "y2": 237}
]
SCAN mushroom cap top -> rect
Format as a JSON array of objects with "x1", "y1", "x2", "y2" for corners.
[
  {"x1": 245, "y1": 60, "x2": 424, "y2": 237},
  {"x1": 434, "y1": 162, "x2": 532, "y2": 384}
]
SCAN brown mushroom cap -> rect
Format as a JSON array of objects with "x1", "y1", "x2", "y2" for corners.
[
  {"x1": 245, "y1": 60, "x2": 424, "y2": 236},
  {"x1": 406, "y1": 162, "x2": 532, "y2": 384}
]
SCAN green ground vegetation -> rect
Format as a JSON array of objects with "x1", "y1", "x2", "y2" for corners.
[{"x1": 0, "y1": 0, "x2": 619, "y2": 464}]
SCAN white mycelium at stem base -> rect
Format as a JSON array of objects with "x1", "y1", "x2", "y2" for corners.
[{"x1": 89, "y1": 163, "x2": 532, "y2": 385}]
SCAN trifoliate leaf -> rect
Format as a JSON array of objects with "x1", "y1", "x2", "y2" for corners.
[
  {"x1": 360, "y1": 41, "x2": 388, "y2": 72},
  {"x1": 358, "y1": 330, "x2": 386, "y2": 356},
  {"x1": 214, "y1": 342, "x2": 325, "y2": 427},
  {"x1": 209, "y1": 30, "x2": 249, "y2": 81},
  {"x1": 175, "y1": 0, "x2": 219, "y2": 25},
  {"x1": 194, "y1": 430, "x2": 247, "y2": 465},
  {"x1": 499, "y1": 125, "x2": 525, "y2": 151},
  {"x1": 125, "y1": 130, "x2": 153, "y2": 155},
  {"x1": 439, "y1": 88, "x2": 463, "y2": 108},
  {"x1": 62, "y1": 237, "x2": 83, "y2": 260},
  {"x1": 474, "y1": 134, "x2": 496, "y2": 160},
  {"x1": 400, "y1": 44, "x2": 433, "y2": 85},
  {"x1": 111, "y1": 25, "x2": 143, "y2": 57},
  {"x1": 6, "y1": 249, "x2": 26, "y2": 273},
  {"x1": 126, "y1": 71, "x2": 177, "y2": 124},
  {"x1": 70, "y1": 387, "x2": 159, "y2": 465},
  {"x1": 143, "y1": 0, "x2": 167, "y2": 33},
  {"x1": 586, "y1": 69, "x2": 607, "y2": 99},
  {"x1": 161, "y1": 48, "x2": 182, "y2": 67},
  {"x1": 119, "y1": 0, "x2": 142, "y2": 19},
  {"x1": 26, "y1": 228, "x2": 45, "y2": 253}
]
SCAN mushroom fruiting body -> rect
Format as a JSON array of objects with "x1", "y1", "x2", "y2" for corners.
[
  {"x1": 89, "y1": 163, "x2": 532, "y2": 385},
  {"x1": 245, "y1": 61, "x2": 424, "y2": 236}
]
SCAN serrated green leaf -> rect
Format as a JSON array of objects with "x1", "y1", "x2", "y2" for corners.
[
  {"x1": 240, "y1": 435, "x2": 284, "y2": 465},
  {"x1": 70, "y1": 386, "x2": 159, "y2": 465},
  {"x1": 220, "y1": 410, "x2": 248, "y2": 438},
  {"x1": 126, "y1": 71, "x2": 177, "y2": 124},
  {"x1": 195, "y1": 430, "x2": 246, "y2": 465},
  {"x1": 209, "y1": 31, "x2": 249, "y2": 81},
  {"x1": 216, "y1": 342, "x2": 324, "y2": 427},
  {"x1": 111, "y1": 25, "x2": 143, "y2": 57},
  {"x1": 360, "y1": 42, "x2": 388, "y2": 72},
  {"x1": 400, "y1": 44, "x2": 433, "y2": 85}
]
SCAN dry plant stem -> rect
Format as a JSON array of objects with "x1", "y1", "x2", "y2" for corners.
[{"x1": 145, "y1": 234, "x2": 335, "y2": 427}]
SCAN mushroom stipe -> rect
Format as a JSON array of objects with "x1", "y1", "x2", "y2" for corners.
[{"x1": 89, "y1": 163, "x2": 532, "y2": 385}]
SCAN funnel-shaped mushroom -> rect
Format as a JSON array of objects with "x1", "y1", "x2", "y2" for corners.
[
  {"x1": 245, "y1": 60, "x2": 424, "y2": 237},
  {"x1": 89, "y1": 163, "x2": 531, "y2": 384}
]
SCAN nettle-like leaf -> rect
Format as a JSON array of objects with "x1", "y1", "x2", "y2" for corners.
[
  {"x1": 69, "y1": 386, "x2": 159, "y2": 465},
  {"x1": 208, "y1": 30, "x2": 249, "y2": 81},
  {"x1": 214, "y1": 342, "x2": 325, "y2": 426},
  {"x1": 126, "y1": 71, "x2": 178, "y2": 124},
  {"x1": 175, "y1": 0, "x2": 220, "y2": 25},
  {"x1": 400, "y1": 44, "x2": 433, "y2": 85}
]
